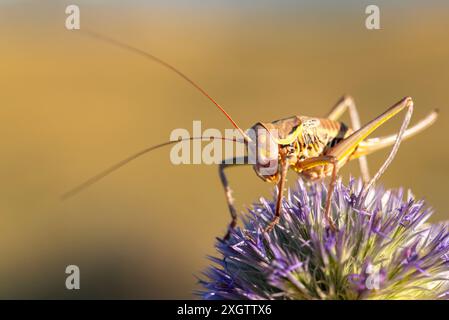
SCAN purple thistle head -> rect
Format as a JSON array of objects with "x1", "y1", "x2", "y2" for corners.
[{"x1": 199, "y1": 178, "x2": 449, "y2": 300}]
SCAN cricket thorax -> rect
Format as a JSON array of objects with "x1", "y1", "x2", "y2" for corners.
[
  {"x1": 293, "y1": 117, "x2": 353, "y2": 180},
  {"x1": 298, "y1": 117, "x2": 351, "y2": 158}
]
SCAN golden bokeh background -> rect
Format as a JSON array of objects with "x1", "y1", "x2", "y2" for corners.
[{"x1": 0, "y1": 0, "x2": 448, "y2": 298}]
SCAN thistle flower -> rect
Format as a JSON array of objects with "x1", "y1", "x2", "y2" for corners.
[{"x1": 200, "y1": 178, "x2": 449, "y2": 300}]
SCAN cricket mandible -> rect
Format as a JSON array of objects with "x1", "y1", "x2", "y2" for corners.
[{"x1": 62, "y1": 30, "x2": 439, "y2": 240}]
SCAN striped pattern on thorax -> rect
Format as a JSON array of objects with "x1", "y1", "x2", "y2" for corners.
[{"x1": 298, "y1": 117, "x2": 352, "y2": 158}]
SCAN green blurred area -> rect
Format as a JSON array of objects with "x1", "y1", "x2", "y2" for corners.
[{"x1": 0, "y1": 1, "x2": 448, "y2": 298}]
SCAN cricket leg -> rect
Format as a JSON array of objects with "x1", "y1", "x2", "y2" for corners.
[
  {"x1": 325, "y1": 97, "x2": 414, "y2": 202},
  {"x1": 326, "y1": 95, "x2": 371, "y2": 182},
  {"x1": 352, "y1": 109, "x2": 438, "y2": 157},
  {"x1": 297, "y1": 155, "x2": 339, "y2": 231},
  {"x1": 361, "y1": 101, "x2": 413, "y2": 198},
  {"x1": 265, "y1": 159, "x2": 290, "y2": 232},
  {"x1": 219, "y1": 156, "x2": 249, "y2": 240}
]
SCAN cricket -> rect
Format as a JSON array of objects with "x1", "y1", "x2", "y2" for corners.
[{"x1": 63, "y1": 30, "x2": 439, "y2": 240}]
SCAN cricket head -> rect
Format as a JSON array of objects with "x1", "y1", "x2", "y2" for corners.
[{"x1": 248, "y1": 117, "x2": 303, "y2": 183}]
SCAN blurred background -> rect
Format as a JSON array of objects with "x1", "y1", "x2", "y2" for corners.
[{"x1": 0, "y1": 0, "x2": 448, "y2": 298}]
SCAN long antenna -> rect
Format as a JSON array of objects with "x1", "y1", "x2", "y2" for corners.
[
  {"x1": 78, "y1": 29, "x2": 252, "y2": 143},
  {"x1": 61, "y1": 136, "x2": 246, "y2": 199}
]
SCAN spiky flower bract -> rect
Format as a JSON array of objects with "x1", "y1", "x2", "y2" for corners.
[{"x1": 200, "y1": 178, "x2": 449, "y2": 300}]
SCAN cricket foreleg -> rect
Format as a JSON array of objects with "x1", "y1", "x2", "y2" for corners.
[
  {"x1": 219, "y1": 156, "x2": 249, "y2": 240},
  {"x1": 326, "y1": 95, "x2": 371, "y2": 182}
]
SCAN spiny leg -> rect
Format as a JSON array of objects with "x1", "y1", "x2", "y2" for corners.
[
  {"x1": 326, "y1": 95, "x2": 370, "y2": 182},
  {"x1": 352, "y1": 109, "x2": 438, "y2": 158},
  {"x1": 265, "y1": 158, "x2": 289, "y2": 232},
  {"x1": 219, "y1": 156, "x2": 249, "y2": 240},
  {"x1": 298, "y1": 155, "x2": 339, "y2": 230},
  {"x1": 325, "y1": 97, "x2": 415, "y2": 204},
  {"x1": 361, "y1": 99, "x2": 413, "y2": 198}
]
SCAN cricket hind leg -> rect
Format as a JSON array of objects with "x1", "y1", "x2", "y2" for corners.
[
  {"x1": 361, "y1": 100, "x2": 414, "y2": 198},
  {"x1": 352, "y1": 109, "x2": 438, "y2": 157},
  {"x1": 325, "y1": 97, "x2": 415, "y2": 204},
  {"x1": 219, "y1": 156, "x2": 249, "y2": 240},
  {"x1": 326, "y1": 95, "x2": 371, "y2": 182}
]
